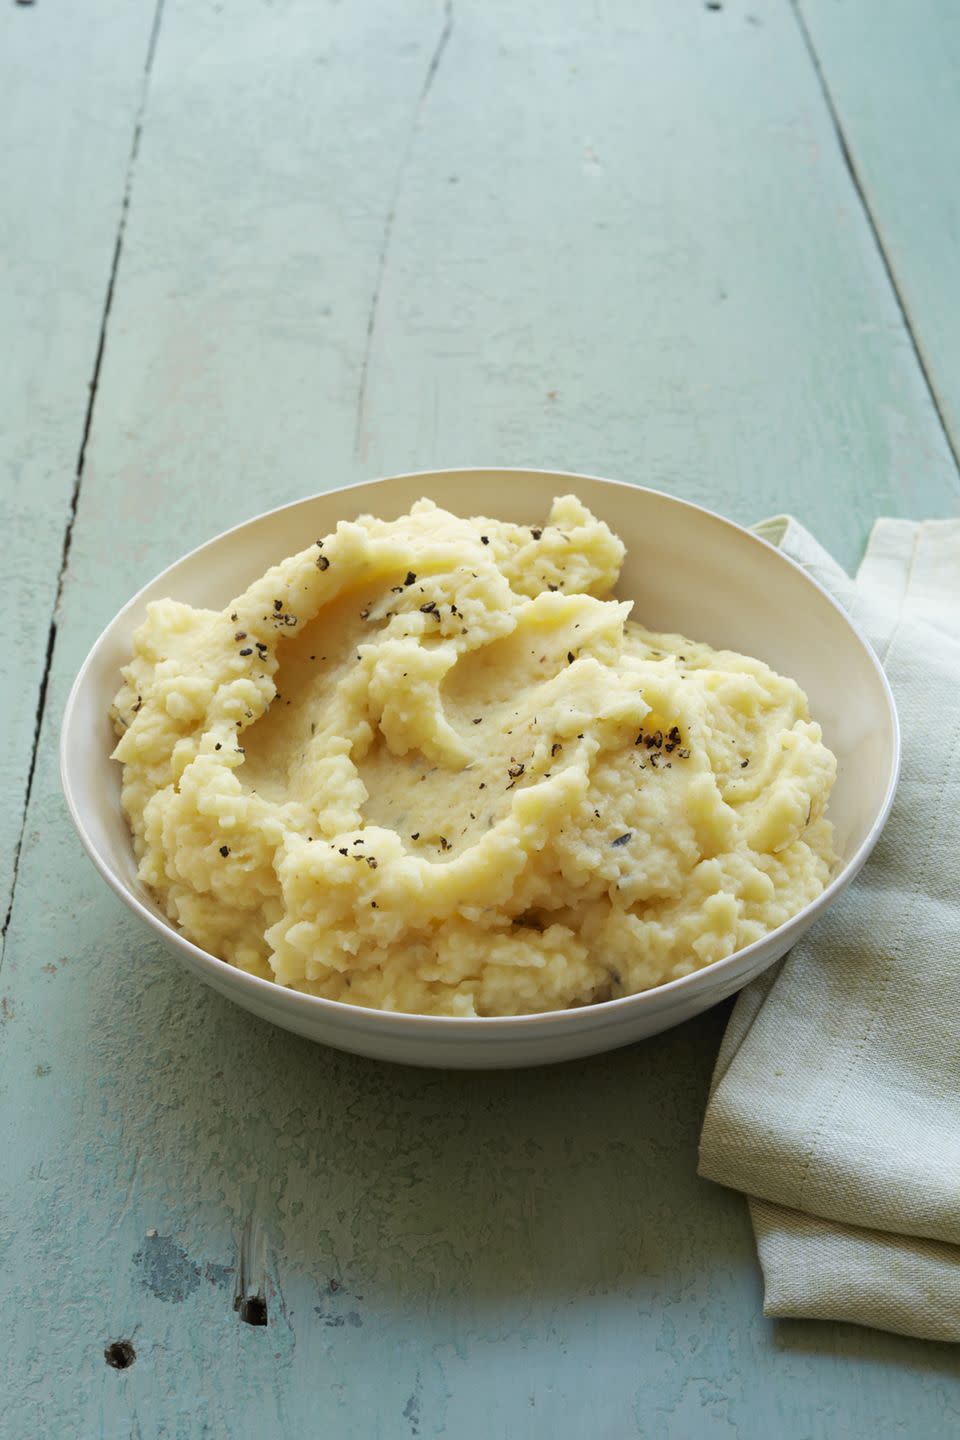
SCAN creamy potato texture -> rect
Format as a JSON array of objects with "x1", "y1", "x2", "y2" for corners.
[{"x1": 112, "y1": 497, "x2": 836, "y2": 1016}]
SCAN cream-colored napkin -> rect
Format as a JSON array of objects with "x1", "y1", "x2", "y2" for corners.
[{"x1": 698, "y1": 514, "x2": 960, "y2": 1343}]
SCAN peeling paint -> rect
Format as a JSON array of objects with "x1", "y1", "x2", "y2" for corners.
[
  {"x1": 133, "y1": 1233, "x2": 232, "y2": 1303},
  {"x1": 403, "y1": 1371, "x2": 423, "y2": 1437}
]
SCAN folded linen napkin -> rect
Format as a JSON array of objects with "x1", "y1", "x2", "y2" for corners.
[{"x1": 698, "y1": 514, "x2": 960, "y2": 1343}]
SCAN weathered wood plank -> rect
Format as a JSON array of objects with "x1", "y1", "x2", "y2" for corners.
[
  {"x1": 354, "y1": 0, "x2": 960, "y2": 565},
  {"x1": 0, "y1": 0, "x2": 160, "y2": 929},
  {"x1": 798, "y1": 0, "x2": 960, "y2": 461},
  {"x1": 4, "y1": 0, "x2": 960, "y2": 1436}
]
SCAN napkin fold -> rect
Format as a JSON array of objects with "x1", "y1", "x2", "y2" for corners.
[{"x1": 698, "y1": 514, "x2": 960, "y2": 1343}]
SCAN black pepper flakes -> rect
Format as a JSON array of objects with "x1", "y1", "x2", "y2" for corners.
[
  {"x1": 230, "y1": 612, "x2": 238, "y2": 622},
  {"x1": 274, "y1": 599, "x2": 283, "y2": 611},
  {"x1": 480, "y1": 535, "x2": 489, "y2": 545},
  {"x1": 551, "y1": 742, "x2": 562, "y2": 757},
  {"x1": 317, "y1": 554, "x2": 330, "y2": 571},
  {"x1": 439, "y1": 837, "x2": 451, "y2": 851},
  {"x1": 612, "y1": 833, "x2": 632, "y2": 847},
  {"x1": 338, "y1": 847, "x2": 348, "y2": 856},
  {"x1": 548, "y1": 583, "x2": 559, "y2": 591},
  {"x1": 365, "y1": 856, "x2": 378, "y2": 869},
  {"x1": 567, "y1": 651, "x2": 575, "y2": 664},
  {"x1": 404, "y1": 572, "x2": 416, "y2": 586},
  {"x1": 235, "y1": 631, "x2": 247, "y2": 641},
  {"x1": 420, "y1": 601, "x2": 437, "y2": 614},
  {"x1": 219, "y1": 845, "x2": 230, "y2": 857},
  {"x1": 215, "y1": 743, "x2": 221, "y2": 750},
  {"x1": 507, "y1": 762, "x2": 525, "y2": 779},
  {"x1": 239, "y1": 647, "x2": 253, "y2": 656},
  {"x1": 741, "y1": 759, "x2": 750, "y2": 768},
  {"x1": 411, "y1": 832, "x2": 420, "y2": 841},
  {"x1": 530, "y1": 528, "x2": 542, "y2": 540},
  {"x1": 472, "y1": 717, "x2": 482, "y2": 725}
]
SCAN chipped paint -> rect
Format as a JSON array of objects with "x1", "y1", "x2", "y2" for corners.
[{"x1": 134, "y1": 1234, "x2": 232, "y2": 1304}]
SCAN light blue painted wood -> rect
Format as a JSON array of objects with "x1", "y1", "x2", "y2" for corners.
[
  {"x1": 0, "y1": 0, "x2": 160, "y2": 925},
  {"x1": 3, "y1": 1, "x2": 960, "y2": 1436},
  {"x1": 798, "y1": 0, "x2": 960, "y2": 461}
]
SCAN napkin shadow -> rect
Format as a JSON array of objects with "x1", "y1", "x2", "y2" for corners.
[{"x1": 770, "y1": 1317, "x2": 960, "y2": 1377}]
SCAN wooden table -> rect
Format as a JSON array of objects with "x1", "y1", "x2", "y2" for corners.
[{"x1": 4, "y1": 2, "x2": 959, "y2": 1434}]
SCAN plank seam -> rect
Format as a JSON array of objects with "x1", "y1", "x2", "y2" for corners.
[
  {"x1": 353, "y1": 0, "x2": 454, "y2": 456},
  {"x1": 791, "y1": 0, "x2": 960, "y2": 482},
  {"x1": 1, "y1": 0, "x2": 167, "y2": 948}
]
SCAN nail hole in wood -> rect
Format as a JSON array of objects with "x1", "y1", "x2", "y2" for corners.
[
  {"x1": 237, "y1": 1294, "x2": 268, "y2": 1326},
  {"x1": 104, "y1": 1339, "x2": 136, "y2": 1369}
]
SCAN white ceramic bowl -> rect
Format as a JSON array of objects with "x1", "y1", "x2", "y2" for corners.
[{"x1": 61, "y1": 469, "x2": 899, "y2": 1069}]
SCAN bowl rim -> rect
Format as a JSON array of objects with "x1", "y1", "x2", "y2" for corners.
[{"x1": 59, "y1": 466, "x2": 901, "y2": 1034}]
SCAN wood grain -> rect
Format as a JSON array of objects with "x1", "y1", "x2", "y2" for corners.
[
  {"x1": 0, "y1": 0, "x2": 161, "y2": 928},
  {"x1": 3, "y1": 0, "x2": 960, "y2": 1435},
  {"x1": 799, "y1": 0, "x2": 960, "y2": 461}
]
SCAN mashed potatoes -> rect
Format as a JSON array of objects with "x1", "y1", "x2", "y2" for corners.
[{"x1": 111, "y1": 496, "x2": 836, "y2": 1016}]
